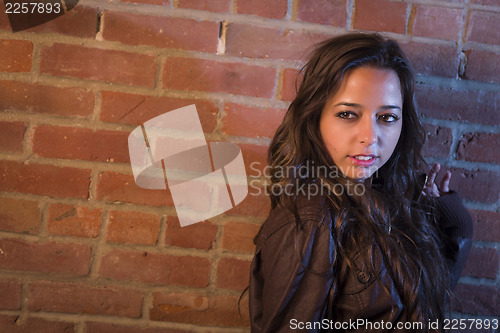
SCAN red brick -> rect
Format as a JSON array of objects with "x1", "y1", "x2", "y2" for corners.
[
  {"x1": 99, "y1": 249, "x2": 210, "y2": 287},
  {"x1": 296, "y1": 0, "x2": 347, "y2": 26},
  {"x1": 239, "y1": 143, "x2": 267, "y2": 175},
  {"x1": 103, "y1": 11, "x2": 218, "y2": 53},
  {"x1": 29, "y1": 281, "x2": 143, "y2": 317},
  {"x1": 0, "y1": 238, "x2": 90, "y2": 275},
  {"x1": 0, "y1": 80, "x2": 94, "y2": 117},
  {"x1": 0, "y1": 160, "x2": 90, "y2": 199},
  {"x1": 150, "y1": 292, "x2": 250, "y2": 327},
  {"x1": 216, "y1": 257, "x2": 251, "y2": 290},
  {"x1": 452, "y1": 284, "x2": 499, "y2": 316},
  {"x1": 0, "y1": 39, "x2": 33, "y2": 72},
  {"x1": 163, "y1": 57, "x2": 276, "y2": 98},
  {"x1": 0, "y1": 197, "x2": 40, "y2": 234},
  {"x1": 235, "y1": 0, "x2": 287, "y2": 19},
  {"x1": 222, "y1": 221, "x2": 260, "y2": 254},
  {"x1": 466, "y1": 49, "x2": 500, "y2": 84},
  {"x1": 222, "y1": 103, "x2": 285, "y2": 138},
  {"x1": 0, "y1": 280, "x2": 21, "y2": 310},
  {"x1": 19, "y1": 5, "x2": 97, "y2": 38},
  {"x1": 86, "y1": 322, "x2": 189, "y2": 333},
  {"x1": 463, "y1": 247, "x2": 499, "y2": 279},
  {"x1": 280, "y1": 68, "x2": 302, "y2": 102},
  {"x1": 165, "y1": 216, "x2": 217, "y2": 250},
  {"x1": 0, "y1": 121, "x2": 25, "y2": 153},
  {"x1": 227, "y1": 185, "x2": 270, "y2": 218},
  {"x1": 415, "y1": 85, "x2": 500, "y2": 125},
  {"x1": 471, "y1": 210, "x2": 500, "y2": 243},
  {"x1": 467, "y1": 10, "x2": 500, "y2": 45},
  {"x1": 40, "y1": 43, "x2": 157, "y2": 87},
  {"x1": 416, "y1": 85, "x2": 500, "y2": 124},
  {"x1": 100, "y1": 91, "x2": 218, "y2": 132},
  {"x1": 97, "y1": 171, "x2": 174, "y2": 207},
  {"x1": 226, "y1": 23, "x2": 330, "y2": 61},
  {"x1": 0, "y1": 315, "x2": 74, "y2": 333},
  {"x1": 107, "y1": 210, "x2": 160, "y2": 245},
  {"x1": 353, "y1": 0, "x2": 407, "y2": 34},
  {"x1": 457, "y1": 132, "x2": 500, "y2": 164},
  {"x1": 412, "y1": 5, "x2": 462, "y2": 41},
  {"x1": 442, "y1": 167, "x2": 499, "y2": 204},
  {"x1": 401, "y1": 42, "x2": 459, "y2": 78},
  {"x1": 421, "y1": 124, "x2": 452, "y2": 159},
  {"x1": 120, "y1": 0, "x2": 169, "y2": 4},
  {"x1": 47, "y1": 203, "x2": 101, "y2": 238},
  {"x1": 178, "y1": 0, "x2": 230, "y2": 12},
  {"x1": 33, "y1": 125, "x2": 130, "y2": 163}
]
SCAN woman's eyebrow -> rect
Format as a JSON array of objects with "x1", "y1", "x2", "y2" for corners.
[
  {"x1": 380, "y1": 105, "x2": 402, "y2": 111},
  {"x1": 333, "y1": 102, "x2": 362, "y2": 108},
  {"x1": 333, "y1": 102, "x2": 401, "y2": 111}
]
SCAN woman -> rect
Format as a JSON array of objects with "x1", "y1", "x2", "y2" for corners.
[{"x1": 249, "y1": 33, "x2": 472, "y2": 332}]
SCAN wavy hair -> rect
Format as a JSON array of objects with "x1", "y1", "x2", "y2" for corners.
[{"x1": 268, "y1": 32, "x2": 449, "y2": 331}]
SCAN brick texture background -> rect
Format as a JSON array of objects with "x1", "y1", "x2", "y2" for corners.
[{"x1": 0, "y1": 0, "x2": 499, "y2": 332}]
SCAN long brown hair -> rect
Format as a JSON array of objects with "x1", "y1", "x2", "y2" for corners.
[{"x1": 267, "y1": 32, "x2": 449, "y2": 330}]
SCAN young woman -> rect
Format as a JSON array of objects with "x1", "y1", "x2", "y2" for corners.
[{"x1": 249, "y1": 33, "x2": 473, "y2": 332}]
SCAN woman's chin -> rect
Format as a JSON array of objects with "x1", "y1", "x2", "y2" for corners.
[{"x1": 342, "y1": 166, "x2": 379, "y2": 180}]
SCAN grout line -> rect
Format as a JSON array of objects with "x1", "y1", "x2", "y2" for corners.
[
  {"x1": 406, "y1": 3, "x2": 416, "y2": 36},
  {"x1": 458, "y1": 0, "x2": 471, "y2": 79},
  {"x1": 285, "y1": 0, "x2": 294, "y2": 21},
  {"x1": 88, "y1": 210, "x2": 109, "y2": 278},
  {"x1": 216, "y1": 20, "x2": 228, "y2": 55},
  {"x1": 38, "y1": 201, "x2": 50, "y2": 237},
  {"x1": 230, "y1": 0, "x2": 236, "y2": 14},
  {"x1": 95, "y1": 7, "x2": 103, "y2": 41},
  {"x1": 157, "y1": 215, "x2": 167, "y2": 247},
  {"x1": 346, "y1": 0, "x2": 355, "y2": 30},
  {"x1": 17, "y1": 282, "x2": 30, "y2": 325}
]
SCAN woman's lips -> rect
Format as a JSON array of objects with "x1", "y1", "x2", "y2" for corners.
[{"x1": 349, "y1": 155, "x2": 378, "y2": 167}]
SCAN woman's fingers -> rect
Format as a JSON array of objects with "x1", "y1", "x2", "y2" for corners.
[
  {"x1": 421, "y1": 163, "x2": 452, "y2": 198},
  {"x1": 440, "y1": 170, "x2": 451, "y2": 194},
  {"x1": 425, "y1": 163, "x2": 439, "y2": 188}
]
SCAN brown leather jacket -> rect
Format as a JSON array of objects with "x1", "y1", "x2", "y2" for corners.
[{"x1": 249, "y1": 191, "x2": 473, "y2": 332}]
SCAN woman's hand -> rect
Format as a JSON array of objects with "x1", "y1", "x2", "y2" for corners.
[{"x1": 421, "y1": 162, "x2": 451, "y2": 198}]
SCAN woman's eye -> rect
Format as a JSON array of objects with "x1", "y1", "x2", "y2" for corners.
[
  {"x1": 336, "y1": 111, "x2": 357, "y2": 119},
  {"x1": 378, "y1": 114, "x2": 400, "y2": 123}
]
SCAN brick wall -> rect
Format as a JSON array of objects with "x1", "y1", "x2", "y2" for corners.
[{"x1": 0, "y1": 0, "x2": 498, "y2": 332}]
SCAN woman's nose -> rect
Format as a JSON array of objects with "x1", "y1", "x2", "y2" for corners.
[{"x1": 359, "y1": 118, "x2": 377, "y2": 145}]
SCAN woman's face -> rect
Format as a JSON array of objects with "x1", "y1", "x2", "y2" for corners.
[{"x1": 320, "y1": 66, "x2": 403, "y2": 180}]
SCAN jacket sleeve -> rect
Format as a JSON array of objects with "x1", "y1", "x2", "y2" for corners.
[
  {"x1": 249, "y1": 215, "x2": 335, "y2": 333},
  {"x1": 435, "y1": 191, "x2": 473, "y2": 289}
]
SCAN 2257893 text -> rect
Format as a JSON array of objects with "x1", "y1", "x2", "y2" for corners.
[
  {"x1": 442, "y1": 318, "x2": 499, "y2": 330},
  {"x1": 5, "y1": 2, "x2": 61, "y2": 14}
]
